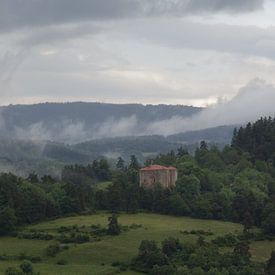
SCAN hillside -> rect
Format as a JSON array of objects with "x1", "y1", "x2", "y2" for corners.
[
  {"x1": 168, "y1": 125, "x2": 238, "y2": 144},
  {"x1": 0, "y1": 102, "x2": 202, "y2": 143},
  {"x1": 0, "y1": 213, "x2": 243, "y2": 275},
  {"x1": 0, "y1": 125, "x2": 237, "y2": 176}
]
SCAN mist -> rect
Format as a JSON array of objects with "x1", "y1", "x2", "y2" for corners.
[
  {"x1": 87, "y1": 78, "x2": 275, "y2": 139},
  {"x1": 0, "y1": 78, "x2": 273, "y2": 144},
  {"x1": 144, "y1": 78, "x2": 275, "y2": 136}
]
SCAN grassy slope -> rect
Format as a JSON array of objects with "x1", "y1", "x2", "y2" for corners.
[{"x1": 0, "y1": 213, "x2": 271, "y2": 275}]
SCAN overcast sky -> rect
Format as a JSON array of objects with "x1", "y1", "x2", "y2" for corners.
[{"x1": 1, "y1": 0, "x2": 275, "y2": 107}]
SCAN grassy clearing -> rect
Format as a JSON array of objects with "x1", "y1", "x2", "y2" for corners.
[
  {"x1": 96, "y1": 181, "x2": 112, "y2": 190},
  {"x1": 0, "y1": 213, "x2": 270, "y2": 275},
  {"x1": 250, "y1": 240, "x2": 275, "y2": 262}
]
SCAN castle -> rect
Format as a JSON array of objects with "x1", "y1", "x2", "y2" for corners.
[{"x1": 139, "y1": 165, "x2": 178, "y2": 189}]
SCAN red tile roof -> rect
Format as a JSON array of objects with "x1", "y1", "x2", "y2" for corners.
[{"x1": 140, "y1": 165, "x2": 177, "y2": 171}]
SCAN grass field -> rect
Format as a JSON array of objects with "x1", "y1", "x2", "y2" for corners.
[{"x1": 0, "y1": 213, "x2": 273, "y2": 275}]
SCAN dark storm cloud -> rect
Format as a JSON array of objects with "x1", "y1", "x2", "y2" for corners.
[{"x1": 0, "y1": 0, "x2": 265, "y2": 32}]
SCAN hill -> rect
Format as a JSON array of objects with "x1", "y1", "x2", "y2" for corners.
[
  {"x1": 0, "y1": 125, "x2": 237, "y2": 176},
  {"x1": 167, "y1": 125, "x2": 238, "y2": 144},
  {"x1": 0, "y1": 213, "x2": 243, "y2": 275},
  {"x1": 0, "y1": 102, "x2": 202, "y2": 143}
]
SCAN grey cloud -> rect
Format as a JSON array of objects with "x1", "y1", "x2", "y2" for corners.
[
  {"x1": 186, "y1": 0, "x2": 264, "y2": 13},
  {"x1": 19, "y1": 23, "x2": 103, "y2": 47},
  {"x1": 0, "y1": 0, "x2": 139, "y2": 32},
  {"x1": 120, "y1": 19, "x2": 275, "y2": 59},
  {"x1": 0, "y1": 0, "x2": 265, "y2": 33}
]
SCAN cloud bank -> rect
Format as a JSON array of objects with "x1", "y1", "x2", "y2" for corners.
[
  {"x1": 144, "y1": 78, "x2": 275, "y2": 136},
  {"x1": 0, "y1": 0, "x2": 264, "y2": 32}
]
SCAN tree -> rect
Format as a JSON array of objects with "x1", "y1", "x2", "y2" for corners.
[
  {"x1": 233, "y1": 242, "x2": 251, "y2": 265},
  {"x1": 177, "y1": 146, "x2": 189, "y2": 158},
  {"x1": 132, "y1": 240, "x2": 169, "y2": 271},
  {"x1": 20, "y1": 260, "x2": 33, "y2": 274},
  {"x1": 162, "y1": 237, "x2": 182, "y2": 257},
  {"x1": 176, "y1": 175, "x2": 200, "y2": 199},
  {"x1": 129, "y1": 155, "x2": 140, "y2": 170},
  {"x1": 266, "y1": 251, "x2": 275, "y2": 275},
  {"x1": 243, "y1": 211, "x2": 253, "y2": 233},
  {"x1": 116, "y1": 157, "x2": 125, "y2": 171},
  {"x1": 0, "y1": 207, "x2": 17, "y2": 236},
  {"x1": 262, "y1": 202, "x2": 275, "y2": 234},
  {"x1": 107, "y1": 214, "x2": 121, "y2": 235}
]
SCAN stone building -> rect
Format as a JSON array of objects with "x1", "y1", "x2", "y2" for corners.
[{"x1": 139, "y1": 165, "x2": 177, "y2": 189}]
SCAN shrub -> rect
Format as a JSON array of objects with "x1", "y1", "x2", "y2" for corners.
[
  {"x1": 45, "y1": 243, "x2": 61, "y2": 257},
  {"x1": 107, "y1": 214, "x2": 121, "y2": 235},
  {"x1": 132, "y1": 240, "x2": 169, "y2": 272},
  {"x1": 18, "y1": 231, "x2": 54, "y2": 241},
  {"x1": 20, "y1": 260, "x2": 33, "y2": 274},
  {"x1": 162, "y1": 237, "x2": 182, "y2": 257},
  {"x1": 56, "y1": 259, "x2": 67, "y2": 265},
  {"x1": 212, "y1": 233, "x2": 239, "y2": 247},
  {"x1": 0, "y1": 207, "x2": 17, "y2": 236},
  {"x1": 150, "y1": 265, "x2": 176, "y2": 275},
  {"x1": 74, "y1": 233, "x2": 90, "y2": 244},
  {"x1": 5, "y1": 267, "x2": 21, "y2": 275}
]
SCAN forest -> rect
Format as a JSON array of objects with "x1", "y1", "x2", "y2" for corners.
[{"x1": 1, "y1": 117, "x2": 275, "y2": 274}]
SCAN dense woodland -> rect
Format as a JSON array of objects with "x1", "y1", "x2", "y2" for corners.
[{"x1": 1, "y1": 117, "x2": 275, "y2": 274}]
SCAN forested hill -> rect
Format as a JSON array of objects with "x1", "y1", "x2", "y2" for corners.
[
  {"x1": 0, "y1": 102, "x2": 202, "y2": 143},
  {"x1": 0, "y1": 125, "x2": 236, "y2": 177},
  {"x1": 232, "y1": 117, "x2": 275, "y2": 162}
]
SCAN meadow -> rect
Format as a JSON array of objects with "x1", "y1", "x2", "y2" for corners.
[{"x1": 0, "y1": 213, "x2": 273, "y2": 275}]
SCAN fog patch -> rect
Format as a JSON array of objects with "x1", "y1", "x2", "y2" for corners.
[
  {"x1": 144, "y1": 78, "x2": 275, "y2": 136},
  {"x1": 93, "y1": 115, "x2": 139, "y2": 139}
]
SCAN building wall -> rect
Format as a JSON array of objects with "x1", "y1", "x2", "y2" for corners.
[{"x1": 139, "y1": 169, "x2": 177, "y2": 189}]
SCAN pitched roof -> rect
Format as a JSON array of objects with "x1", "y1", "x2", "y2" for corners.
[{"x1": 140, "y1": 165, "x2": 177, "y2": 171}]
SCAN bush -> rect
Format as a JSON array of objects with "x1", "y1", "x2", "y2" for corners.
[
  {"x1": 20, "y1": 260, "x2": 33, "y2": 274},
  {"x1": 56, "y1": 259, "x2": 67, "y2": 265},
  {"x1": 18, "y1": 231, "x2": 54, "y2": 241},
  {"x1": 107, "y1": 214, "x2": 121, "y2": 235},
  {"x1": 58, "y1": 233, "x2": 90, "y2": 244},
  {"x1": 0, "y1": 207, "x2": 17, "y2": 236},
  {"x1": 180, "y1": 230, "x2": 213, "y2": 236},
  {"x1": 150, "y1": 265, "x2": 176, "y2": 275},
  {"x1": 212, "y1": 233, "x2": 239, "y2": 247},
  {"x1": 74, "y1": 233, "x2": 90, "y2": 244},
  {"x1": 45, "y1": 243, "x2": 61, "y2": 257},
  {"x1": 162, "y1": 237, "x2": 182, "y2": 257},
  {"x1": 132, "y1": 240, "x2": 169, "y2": 272},
  {"x1": 5, "y1": 267, "x2": 21, "y2": 275}
]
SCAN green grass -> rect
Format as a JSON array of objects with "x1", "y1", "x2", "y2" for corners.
[
  {"x1": 0, "y1": 213, "x2": 269, "y2": 275},
  {"x1": 250, "y1": 240, "x2": 275, "y2": 262},
  {"x1": 96, "y1": 181, "x2": 112, "y2": 190}
]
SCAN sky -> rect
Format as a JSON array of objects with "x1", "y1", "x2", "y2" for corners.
[{"x1": 1, "y1": 0, "x2": 275, "y2": 107}]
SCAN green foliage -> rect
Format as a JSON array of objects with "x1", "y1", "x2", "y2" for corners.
[
  {"x1": 232, "y1": 117, "x2": 275, "y2": 162},
  {"x1": 5, "y1": 260, "x2": 39, "y2": 275},
  {"x1": 5, "y1": 267, "x2": 22, "y2": 275},
  {"x1": 131, "y1": 236, "x2": 259, "y2": 274},
  {"x1": 162, "y1": 237, "x2": 182, "y2": 257},
  {"x1": 266, "y1": 251, "x2": 275, "y2": 275},
  {"x1": 107, "y1": 214, "x2": 121, "y2": 236},
  {"x1": 20, "y1": 261, "x2": 33, "y2": 274},
  {"x1": 132, "y1": 240, "x2": 169, "y2": 272},
  {"x1": 0, "y1": 207, "x2": 17, "y2": 236},
  {"x1": 45, "y1": 243, "x2": 61, "y2": 257}
]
